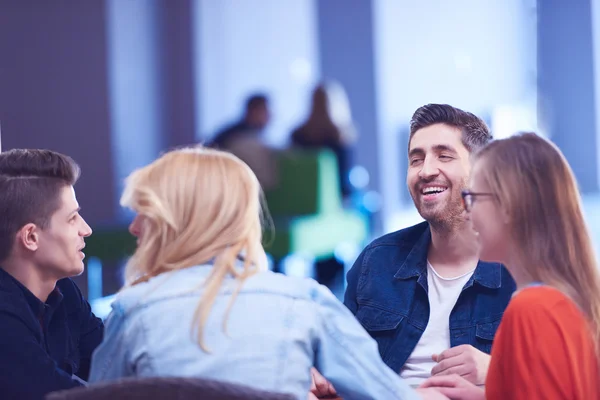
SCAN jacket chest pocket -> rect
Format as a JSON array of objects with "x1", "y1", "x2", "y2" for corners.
[
  {"x1": 355, "y1": 305, "x2": 404, "y2": 359},
  {"x1": 474, "y1": 319, "x2": 501, "y2": 354}
]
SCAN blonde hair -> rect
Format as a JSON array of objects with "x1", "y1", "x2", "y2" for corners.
[
  {"x1": 120, "y1": 146, "x2": 269, "y2": 351},
  {"x1": 474, "y1": 132, "x2": 600, "y2": 356}
]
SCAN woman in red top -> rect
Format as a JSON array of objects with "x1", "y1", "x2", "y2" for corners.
[{"x1": 421, "y1": 133, "x2": 600, "y2": 399}]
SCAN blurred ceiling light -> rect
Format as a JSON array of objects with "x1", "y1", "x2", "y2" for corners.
[
  {"x1": 453, "y1": 53, "x2": 472, "y2": 73},
  {"x1": 492, "y1": 104, "x2": 539, "y2": 139},
  {"x1": 349, "y1": 165, "x2": 369, "y2": 189},
  {"x1": 289, "y1": 58, "x2": 313, "y2": 84}
]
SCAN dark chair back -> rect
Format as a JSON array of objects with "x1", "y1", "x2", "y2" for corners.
[{"x1": 46, "y1": 376, "x2": 296, "y2": 400}]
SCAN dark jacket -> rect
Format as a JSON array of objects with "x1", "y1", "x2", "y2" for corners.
[{"x1": 0, "y1": 267, "x2": 104, "y2": 399}]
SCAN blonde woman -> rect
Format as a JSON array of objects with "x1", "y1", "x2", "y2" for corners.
[
  {"x1": 88, "y1": 147, "x2": 442, "y2": 400},
  {"x1": 421, "y1": 133, "x2": 600, "y2": 399}
]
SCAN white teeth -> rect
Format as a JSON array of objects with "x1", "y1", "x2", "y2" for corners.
[{"x1": 422, "y1": 186, "x2": 447, "y2": 195}]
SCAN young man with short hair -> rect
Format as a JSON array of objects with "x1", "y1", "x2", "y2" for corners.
[{"x1": 0, "y1": 149, "x2": 104, "y2": 399}]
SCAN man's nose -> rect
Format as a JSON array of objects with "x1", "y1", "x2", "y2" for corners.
[{"x1": 419, "y1": 157, "x2": 439, "y2": 180}]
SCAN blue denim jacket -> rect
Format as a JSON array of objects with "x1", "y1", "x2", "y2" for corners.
[
  {"x1": 89, "y1": 265, "x2": 419, "y2": 400},
  {"x1": 344, "y1": 222, "x2": 516, "y2": 373}
]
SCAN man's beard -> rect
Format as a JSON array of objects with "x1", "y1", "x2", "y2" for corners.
[{"x1": 411, "y1": 180, "x2": 468, "y2": 234}]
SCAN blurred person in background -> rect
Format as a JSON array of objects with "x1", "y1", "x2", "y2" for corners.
[
  {"x1": 88, "y1": 146, "x2": 445, "y2": 400},
  {"x1": 209, "y1": 93, "x2": 271, "y2": 149},
  {"x1": 291, "y1": 81, "x2": 357, "y2": 199},
  {"x1": 209, "y1": 93, "x2": 277, "y2": 190},
  {"x1": 421, "y1": 133, "x2": 600, "y2": 399},
  {"x1": 290, "y1": 81, "x2": 359, "y2": 290}
]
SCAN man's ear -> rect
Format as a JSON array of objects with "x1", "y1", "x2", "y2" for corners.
[{"x1": 17, "y1": 224, "x2": 41, "y2": 252}]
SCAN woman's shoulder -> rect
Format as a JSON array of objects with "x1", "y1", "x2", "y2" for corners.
[
  {"x1": 111, "y1": 265, "x2": 214, "y2": 312},
  {"x1": 506, "y1": 285, "x2": 586, "y2": 326},
  {"x1": 243, "y1": 270, "x2": 330, "y2": 301},
  {"x1": 111, "y1": 267, "x2": 331, "y2": 313},
  {"x1": 510, "y1": 285, "x2": 571, "y2": 308}
]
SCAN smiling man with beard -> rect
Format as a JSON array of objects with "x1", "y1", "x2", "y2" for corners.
[
  {"x1": 350, "y1": 104, "x2": 515, "y2": 385},
  {"x1": 310, "y1": 104, "x2": 516, "y2": 399}
]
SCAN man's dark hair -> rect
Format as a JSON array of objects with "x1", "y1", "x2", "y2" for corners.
[
  {"x1": 409, "y1": 104, "x2": 492, "y2": 152},
  {"x1": 245, "y1": 94, "x2": 268, "y2": 112},
  {"x1": 0, "y1": 149, "x2": 80, "y2": 262}
]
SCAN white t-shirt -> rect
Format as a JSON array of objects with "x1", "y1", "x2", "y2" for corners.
[{"x1": 399, "y1": 261, "x2": 475, "y2": 387}]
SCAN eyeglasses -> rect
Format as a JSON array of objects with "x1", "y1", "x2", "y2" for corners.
[{"x1": 461, "y1": 190, "x2": 495, "y2": 212}]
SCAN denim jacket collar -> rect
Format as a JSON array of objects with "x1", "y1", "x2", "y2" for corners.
[
  {"x1": 393, "y1": 226, "x2": 430, "y2": 281},
  {"x1": 393, "y1": 224, "x2": 503, "y2": 289}
]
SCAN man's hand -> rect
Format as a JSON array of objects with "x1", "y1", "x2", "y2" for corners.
[
  {"x1": 431, "y1": 345, "x2": 490, "y2": 385},
  {"x1": 419, "y1": 375, "x2": 485, "y2": 400},
  {"x1": 308, "y1": 367, "x2": 340, "y2": 399}
]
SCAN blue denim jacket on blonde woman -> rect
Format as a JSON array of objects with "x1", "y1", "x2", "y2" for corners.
[{"x1": 89, "y1": 263, "x2": 419, "y2": 400}]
